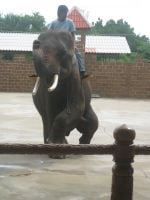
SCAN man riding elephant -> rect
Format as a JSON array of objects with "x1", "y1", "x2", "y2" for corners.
[{"x1": 48, "y1": 5, "x2": 89, "y2": 79}]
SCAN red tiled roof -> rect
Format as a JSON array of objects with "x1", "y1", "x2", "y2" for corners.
[
  {"x1": 85, "y1": 48, "x2": 96, "y2": 53},
  {"x1": 68, "y1": 7, "x2": 90, "y2": 29}
]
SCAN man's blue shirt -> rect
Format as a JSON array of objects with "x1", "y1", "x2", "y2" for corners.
[{"x1": 48, "y1": 18, "x2": 76, "y2": 33}]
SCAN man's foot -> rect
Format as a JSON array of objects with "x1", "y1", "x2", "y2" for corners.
[{"x1": 80, "y1": 71, "x2": 90, "y2": 79}]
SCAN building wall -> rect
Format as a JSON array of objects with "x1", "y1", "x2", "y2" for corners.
[
  {"x1": 85, "y1": 54, "x2": 150, "y2": 98},
  {"x1": 0, "y1": 51, "x2": 150, "y2": 98},
  {"x1": 0, "y1": 52, "x2": 35, "y2": 92}
]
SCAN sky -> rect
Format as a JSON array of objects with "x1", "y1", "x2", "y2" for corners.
[{"x1": 0, "y1": 0, "x2": 150, "y2": 38}]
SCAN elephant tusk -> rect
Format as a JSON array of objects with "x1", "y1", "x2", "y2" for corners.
[
  {"x1": 32, "y1": 76, "x2": 40, "y2": 96},
  {"x1": 48, "y1": 74, "x2": 59, "y2": 92}
]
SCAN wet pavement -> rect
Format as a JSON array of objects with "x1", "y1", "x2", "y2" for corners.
[{"x1": 0, "y1": 92, "x2": 150, "y2": 200}]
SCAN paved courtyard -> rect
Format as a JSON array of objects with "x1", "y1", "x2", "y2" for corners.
[{"x1": 0, "y1": 92, "x2": 150, "y2": 200}]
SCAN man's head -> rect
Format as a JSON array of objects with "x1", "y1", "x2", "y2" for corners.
[{"x1": 57, "y1": 5, "x2": 69, "y2": 21}]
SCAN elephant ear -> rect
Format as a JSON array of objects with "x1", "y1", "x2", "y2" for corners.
[{"x1": 33, "y1": 40, "x2": 40, "y2": 49}]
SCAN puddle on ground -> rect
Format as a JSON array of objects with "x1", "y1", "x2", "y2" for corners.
[
  {"x1": 0, "y1": 164, "x2": 33, "y2": 177},
  {"x1": 0, "y1": 164, "x2": 28, "y2": 169}
]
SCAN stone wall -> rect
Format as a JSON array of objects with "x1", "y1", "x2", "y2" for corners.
[{"x1": 85, "y1": 54, "x2": 150, "y2": 98}]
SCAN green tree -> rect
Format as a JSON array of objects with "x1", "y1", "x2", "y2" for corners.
[
  {"x1": 90, "y1": 18, "x2": 104, "y2": 35},
  {"x1": 0, "y1": 12, "x2": 46, "y2": 32},
  {"x1": 90, "y1": 18, "x2": 150, "y2": 60}
]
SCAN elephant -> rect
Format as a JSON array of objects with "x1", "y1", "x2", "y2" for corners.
[{"x1": 32, "y1": 30, "x2": 98, "y2": 149}]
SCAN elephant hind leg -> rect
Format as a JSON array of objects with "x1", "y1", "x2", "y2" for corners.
[{"x1": 77, "y1": 105, "x2": 98, "y2": 144}]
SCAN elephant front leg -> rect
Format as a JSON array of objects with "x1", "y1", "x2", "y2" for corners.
[
  {"x1": 49, "y1": 109, "x2": 82, "y2": 159},
  {"x1": 48, "y1": 110, "x2": 81, "y2": 144},
  {"x1": 48, "y1": 114, "x2": 68, "y2": 144},
  {"x1": 47, "y1": 112, "x2": 69, "y2": 159}
]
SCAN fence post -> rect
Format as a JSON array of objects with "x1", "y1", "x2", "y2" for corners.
[{"x1": 111, "y1": 124, "x2": 135, "y2": 200}]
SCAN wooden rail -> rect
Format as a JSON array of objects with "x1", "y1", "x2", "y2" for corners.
[
  {"x1": 0, "y1": 124, "x2": 150, "y2": 200},
  {"x1": 0, "y1": 144, "x2": 115, "y2": 154}
]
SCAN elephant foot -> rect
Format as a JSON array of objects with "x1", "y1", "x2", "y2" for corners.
[{"x1": 47, "y1": 137, "x2": 68, "y2": 159}]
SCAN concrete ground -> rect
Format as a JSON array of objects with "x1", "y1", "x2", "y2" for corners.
[{"x1": 0, "y1": 92, "x2": 150, "y2": 200}]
